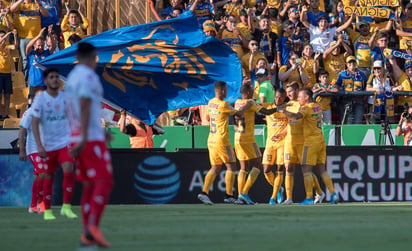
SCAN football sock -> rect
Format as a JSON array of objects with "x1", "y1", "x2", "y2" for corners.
[
  {"x1": 237, "y1": 169, "x2": 247, "y2": 195},
  {"x1": 321, "y1": 171, "x2": 335, "y2": 194},
  {"x1": 37, "y1": 177, "x2": 44, "y2": 204},
  {"x1": 312, "y1": 174, "x2": 323, "y2": 195},
  {"x1": 285, "y1": 172, "x2": 294, "y2": 200},
  {"x1": 272, "y1": 171, "x2": 284, "y2": 199},
  {"x1": 202, "y1": 170, "x2": 216, "y2": 194},
  {"x1": 30, "y1": 177, "x2": 38, "y2": 207},
  {"x1": 88, "y1": 179, "x2": 113, "y2": 227},
  {"x1": 225, "y1": 170, "x2": 236, "y2": 196},
  {"x1": 63, "y1": 171, "x2": 75, "y2": 204},
  {"x1": 43, "y1": 177, "x2": 54, "y2": 210},
  {"x1": 81, "y1": 183, "x2": 94, "y2": 230},
  {"x1": 242, "y1": 167, "x2": 260, "y2": 194},
  {"x1": 303, "y1": 172, "x2": 314, "y2": 199},
  {"x1": 264, "y1": 171, "x2": 275, "y2": 186}
]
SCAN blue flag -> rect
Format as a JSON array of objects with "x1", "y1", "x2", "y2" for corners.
[{"x1": 39, "y1": 11, "x2": 242, "y2": 125}]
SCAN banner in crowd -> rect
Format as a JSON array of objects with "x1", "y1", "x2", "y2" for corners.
[
  {"x1": 383, "y1": 48, "x2": 412, "y2": 60},
  {"x1": 344, "y1": 6, "x2": 391, "y2": 18},
  {"x1": 39, "y1": 11, "x2": 242, "y2": 125},
  {"x1": 358, "y1": 0, "x2": 399, "y2": 6}
]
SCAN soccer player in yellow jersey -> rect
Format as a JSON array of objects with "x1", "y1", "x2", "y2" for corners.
[
  {"x1": 280, "y1": 88, "x2": 339, "y2": 205},
  {"x1": 281, "y1": 82, "x2": 324, "y2": 205},
  {"x1": 234, "y1": 84, "x2": 277, "y2": 205},
  {"x1": 262, "y1": 89, "x2": 288, "y2": 204},
  {"x1": 198, "y1": 81, "x2": 252, "y2": 205}
]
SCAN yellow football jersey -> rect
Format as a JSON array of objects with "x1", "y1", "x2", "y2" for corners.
[
  {"x1": 285, "y1": 100, "x2": 304, "y2": 144},
  {"x1": 324, "y1": 53, "x2": 345, "y2": 84},
  {"x1": 265, "y1": 104, "x2": 288, "y2": 146},
  {"x1": 299, "y1": 102, "x2": 324, "y2": 143},
  {"x1": 234, "y1": 99, "x2": 262, "y2": 143},
  {"x1": 207, "y1": 97, "x2": 237, "y2": 146}
]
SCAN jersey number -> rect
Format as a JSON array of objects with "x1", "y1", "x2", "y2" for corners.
[{"x1": 210, "y1": 118, "x2": 217, "y2": 134}]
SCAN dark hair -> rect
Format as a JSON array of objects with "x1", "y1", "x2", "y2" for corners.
[
  {"x1": 299, "y1": 88, "x2": 313, "y2": 99},
  {"x1": 240, "y1": 84, "x2": 253, "y2": 94},
  {"x1": 68, "y1": 34, "x2": 82, "y2": 45},
  {"x1": 268, "y1": 8, "x2": 278, "y2": 18},
  {"x1": 43, "y1": 67, "x2": 59, "y2": 78},
  {"x1": 317, "y1": 68, "x2": 329, "y2": 79},
  {"x1": 214, "y1": 81, "x2": 227, "y2": 91},
  {"x1": 172, "y1": 7, "x2": 183, "y2": 13},
  {"x1": 0, "y1": 30, "x2": 6, "y2": 35},
  {"x1": 239, "y1": 9, "x2": 248, "y2": 17},
  {"x1": 76, "y1": 42, "x2": 96, "y2": 59},
  {"x1": 277, "y1": 88, "x2": 286, "y2": 95},
  {"x1": 376, "y1": 31, "x2": 389, "y2": 40},
  {"x1": 68, "y1": 9, "x2": 80, "y2": 17}
]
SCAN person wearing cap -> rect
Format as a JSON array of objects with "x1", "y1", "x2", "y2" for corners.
[
  {"x1": 387, "y1": 54, "x2": 412, "y2": 109},
  {"x1": 250, "y1": 13, "x2": 278, "y2": 66},
  {"x1": 306, "y1": 0, "x2": 327, "y2": 26},
  {"x1": 366, "y1": 60, "x2": 401, "y2": 124},
  {"x1": 396, "y1": 3, "x2": 412, "y2": 50},
  {"x1": 203, "y1": 19, "x2": 218, "y2": 37},
  {"x1": 335, "y1": 55, "x2": 368, "y2": 124},
  {"x1": 278, "y1": 20, "x2": 305, "y2": 66},
  {"x1": 322, "y1": 33, "x2": 353, "y2": 85},
  {"x1": 300, "y1": 4, "x2": 354, "y2": 53},
  {"x1": 256, "y1": 68, "x2": 275, "y2": 105}
]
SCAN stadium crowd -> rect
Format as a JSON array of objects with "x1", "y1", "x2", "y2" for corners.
[{"x1": 148, "y1": 0, "x2": 412, "y2": 126}]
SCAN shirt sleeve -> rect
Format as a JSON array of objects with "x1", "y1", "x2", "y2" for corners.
[
  {"x1": 19, "y1": 111, "x2": 30, "y2": 128},
  {"x1": 222, "y1": 101, "x2": 237, "y2": 115},
  {"x1": 78, "y1": 74, "x2": 95, "y2": 98},
  {"x1": 30, "y1": 93, "x2": 43, "y2": 119}
]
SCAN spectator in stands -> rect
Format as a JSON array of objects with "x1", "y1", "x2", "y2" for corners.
[
  {"x1": 250, "y1": 57, "x2": 270, "y2": 88},
  {"x1": 250, "y1": 13, "x2": 278, "y2": 65},
  {"x1": 236, "y1": 9, "x2": 252, "y2": 41},
  {"x1": 222, "y1": 0, "x2": 243, "y2": 21},
  {"x1": 119, "y1": 109, "x2": 154, "y2": 148},
  {"x1": 0, "y1": 29, "x2": 17, "y2": 120},
  {"x1": 61, "y1": 3, "x2": 88, "y2": 48},
  {"x1": 256, "y1": 68, "x2": 275, "y2": 104},
  {"x1": 218, "y1": 14, "x2": 247, "y2": 59},
  {"x1": 305, "y1": 0, "x2": 327, "y2": 26},
  {"x1": 278, "y1": 51, "x2": 309, "y2": 88},
  {"x1": 278, "y1": 20, "x2": 305, "y2": 66},
  {"x1": 301, "y1": 43, "x2": 320, "y2": 89},
  {"x1": 335, "y1": 56, "x2": 367, "y2": 124},
  {"x1": 159, "y1": 0, "x2": 185, "y2": 18},
  {"x1": 26, "y1": 27, "x2": 50, "y2": 105},
  {"x1": 370, "y1": 31, "x2": 390, "y2": 70},
  {"x1": 312, "y1": 69, "x2": 337, "y2": 124},
  {"x1": 187, "y1": 0, "x2": 214, "y2": 27},
  {"x1": 300, "y1": 5, "x2": 353, "y2": 53},
  {"x1": 45, "y1": 30, "x2": 59, "y2": 54},
  {"x1": 40, "y1": 0, "x2": 61, "y2": 35},
  {"x1": 241, "y1": 39, "x2": 268, "y2": 79},
  {"x1": 330, "y1": 0, "x2": 345, "y2": 27},
  {"x1": 255, "y1": 0, "x2": 267, "y2": 17},
  {"x1": 322, "y1": 34, "x2": 352, "y2": 85},
  {"x1": 396, "y1": 106, "x2": 412, "y2": 146},
  {"x1": 396, "y1": 3, "x2": 412, "y2": 50},
  {"x1": 0, "y1": 2, "x2": 12, "y2": 32},
  {"x1": 387, "y1": 55, "x2": 412, "y2": 108},
  {"x1": 10, "y1": 0, "x2": 49, "y2": 77},
  {"x1": 203, "y1": 19, "x2": 217, "y2": 37},
  {"x1": 67, "y1": 33, "x2": 82, "y2": 46},
  {"x1": 366, "y1": 60, "x2": 401, "y2": 124},
  {"x1": 266, "y1": 6, "x2": 281, "y2": 37}
]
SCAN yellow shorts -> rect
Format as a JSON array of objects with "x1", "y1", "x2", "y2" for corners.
[
  {"x1": 284, "y1": 141, "x2": 303, "y2": 164},
  {"x1": 208, "y1": 143, "x2": 236, "y2": 166},
  {"x1": 262, "y1": 142, "x2": 284, "y2": 166},
  {"x1": 301, "y1": 143, "x2": 326, "y2": 166},
  {"x1": 234, "y1": 142, "x2": 261, "y2": 161}
]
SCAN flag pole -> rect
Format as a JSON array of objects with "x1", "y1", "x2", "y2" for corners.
[
  {"x1": 115, "y1": 0, "x2": 121, "y2": 28},
  {"x1": 87, "y1": 0, "x2": 92, "y2": 35},
  {"x1": 145, "y1": 0, "x2": 150, "y2": 23}
]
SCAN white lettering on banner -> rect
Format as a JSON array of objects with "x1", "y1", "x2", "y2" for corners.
[
  {"x1": 389, "y1": 155, "x2": 395, "y2": 179},
  {"x1": 218, "y1": 171, "x2": 227, "y2": 192},
  {"x1": 335, "y1": 182, "x2": 412, "y2": 201},
  {"x1": 343, "y1": 156, "x2": 364, "y2": 181},
  {"x1": 398, "y1": 156, "x2": 412, "y2": 178},
  {"x1": 381, "y1": 183, "x2": 395, "y2": 201},
  {"x1": 327, "y1": 156, "x2": 342, "y2": 179},
  {"x1": 188, "y1": 170, "x2": 205, "y2": 191},
  {"x1": 367, "y1": 155, "x2": 385, "y2": 179},
  {"x1": 188, "y1": 170, "x2": 232, "y2": 193}
]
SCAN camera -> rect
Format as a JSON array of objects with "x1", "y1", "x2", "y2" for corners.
[{"x1": 403, "y1": 103, "x2": 411, "y2": 119}]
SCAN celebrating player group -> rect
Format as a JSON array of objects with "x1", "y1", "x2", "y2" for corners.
[{"x1": 198, "y1": 81, "x2": 339, "y2": 205}]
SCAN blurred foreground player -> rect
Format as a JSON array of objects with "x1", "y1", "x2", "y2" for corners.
[{"x1": 65, "y1": 42, "x2": 114, "y2": 247}]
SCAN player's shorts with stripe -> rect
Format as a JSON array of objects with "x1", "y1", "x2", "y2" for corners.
[
  {"x1": 28, "y1": 153, "x2": 47, "y2": 175},
  {"x1": 71, "y1": 141, "x2": 113, "y2": 182},
  {"x1": 301, "y1": 142, "x2": 326, "y2": 166},
  {"x1": 234, "y1": 142, "x2": 261, "y2": 161},
  {"x1": 284, "y1": 140, "x2": 303, "y2": 164},
  {"x1": 208, "y1": 143, "x2": 236, "y2": 166},
  {"x1": 262, "y1": 141, "x2": 284, "y2": 166}
]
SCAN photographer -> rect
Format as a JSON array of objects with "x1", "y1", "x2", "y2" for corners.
[{"x1": 396, "y1": 106, "x2": 412, "y2": 146}]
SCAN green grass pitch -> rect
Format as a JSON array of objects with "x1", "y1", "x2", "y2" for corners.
[{"x1": 1, "y1": 203, "x2": 412, "y2": 251}]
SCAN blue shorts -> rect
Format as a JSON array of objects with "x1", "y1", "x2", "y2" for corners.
[{"x1": 0, "y1": 73, "x2": 12, "y2": 94}]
